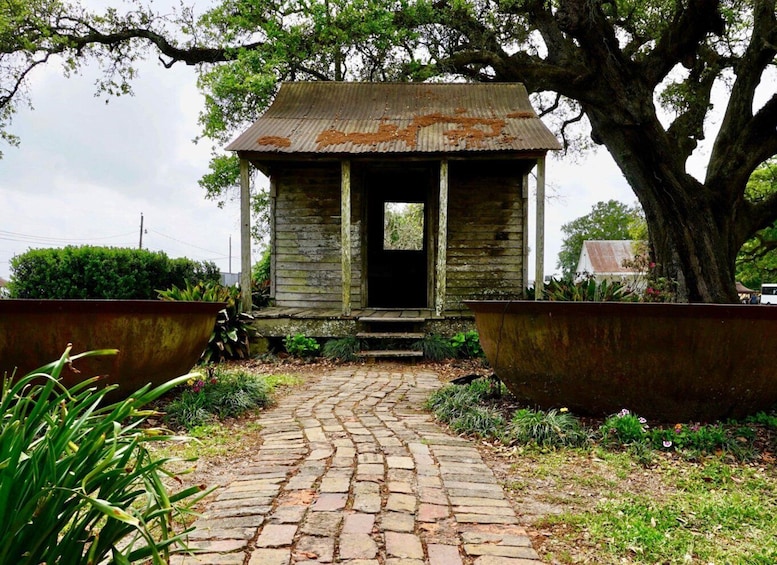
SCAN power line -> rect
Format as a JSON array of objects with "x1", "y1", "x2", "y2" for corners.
[
  {"x1": 147, "y1": 228, "x2": 226, "y2": 256},
  {"x1": 0, "y1": 229, "x2": 136, "y2": 245}
]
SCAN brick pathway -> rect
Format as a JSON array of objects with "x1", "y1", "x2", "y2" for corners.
[{"x1": 173, "y1": 366, "x2": 544, "y2": 564}]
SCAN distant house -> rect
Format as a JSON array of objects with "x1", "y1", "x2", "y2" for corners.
[
  {"x1": 576, "y1": 240, "x2": 644, "y2": 288},
  {"x1": 226, "y1": 81, "x2": 560, "y2": 339}
]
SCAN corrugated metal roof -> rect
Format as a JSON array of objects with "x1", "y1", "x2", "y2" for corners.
[
  {"x1": 226, "y1": 82, "x2": 561, "y2": 155},
  {"x1": 580, "y1": 241, "x2": 639, "y2": 274}
]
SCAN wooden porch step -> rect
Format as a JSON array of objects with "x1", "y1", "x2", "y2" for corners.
[
  {"x1": 356, "y1": 332, "x2": 424, "y2": 340},
  {"x1": 358, "y1": 349, "x2": 424, "y2": 359},
  {"x1": 358, "y1": 316, "x2": 426, "y2": 324}
]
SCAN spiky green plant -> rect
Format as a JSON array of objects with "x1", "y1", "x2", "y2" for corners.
[
  {"x1": 322, "y1": 336, "x2": 363, "y2": 361},
  {"x1": 0, "y1": 347, "x2": 209, "y2": 564},
  {"x1": 509, "y1": 408, "x2": 590, "y2": 448},
  {"x1": 164, "y1": 368, "x2": 271, "y2": 430},
  {"x1": 413, "y1": 334, "x2": 455, "y2": 361},
  {"x1": 158, "y1": 280, "x2": 254, "y2": 362}
]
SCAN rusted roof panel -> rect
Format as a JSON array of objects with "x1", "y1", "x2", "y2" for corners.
[
  {"x1": 226, "y1": 82, "x2": 561, "y2": 155},
  {"x1": 581, "y1": 241, "x2": 639, "y2": 274}
]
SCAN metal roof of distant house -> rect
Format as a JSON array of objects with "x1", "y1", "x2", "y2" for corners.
[
  {"x1": 579, "y1": 240, "x2": 640, "y2": 275},
  {"x1": 226, "y1": 81, "x2": 561, "y2": 156}
]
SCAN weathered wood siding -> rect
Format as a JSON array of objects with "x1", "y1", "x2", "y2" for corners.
[
  {"x1": 273, "y1": 163, "x2": 362, "y2": 308},
  {"x1": 445, "y1": 161, "x2": 526, "y2": 309}
]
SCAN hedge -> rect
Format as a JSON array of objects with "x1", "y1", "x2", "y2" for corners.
[{"x1": 8, "y1": 246, "x2": 220, "y2": 299}]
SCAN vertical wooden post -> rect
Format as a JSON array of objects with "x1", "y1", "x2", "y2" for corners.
[
  {"x1": 269, "y1": 177, "x2": 277, "y2": 298},
  {"x1": 534, "y1": 156, "x2": 546, "y2": 300},
  {"x1": 341, "y1": 160, "x2": 352, "y2": 316},
  {"x1": 240, "y1": 158, "x2": 252, "y2": 312},
  {"x1": 435, "y1": 159, "x2": 449, "y2": 317},
  {"x1": 522, "y1": 173, "x2": 530, "y2": 298}
]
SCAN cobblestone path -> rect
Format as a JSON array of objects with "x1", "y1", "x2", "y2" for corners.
[{"x1": 173, "y1": 366, "x2": 545, "y2": 565}]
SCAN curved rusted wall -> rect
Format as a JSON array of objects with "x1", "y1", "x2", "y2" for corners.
[
  {"x1": 466, "y1": 300, "x2": 777, "y2": 422},
  {"x1": 0, "y1": 300, "x2": 223, "y2": 397}
]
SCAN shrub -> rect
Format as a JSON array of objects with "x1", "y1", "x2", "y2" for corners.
[
  {"x1": 8, "y1": 245, "x2": 218, "y2": 299},
  {"x1": 413, "y1": 334, "x2": 455, "y2": 361},
  {"x1": 284, "y1": 333, "x2": 320, "y2": 358},
  {"x1": 0, "y1": 347, "x2": 208, "y2": 564},
  {"x1": 450, "y1": 330, "x2": 485, "y2": 359},
  {"x1": 164, "y1": 368, "x2": 271, "y2": 430},
  {"x1": 158, "y1": 281, "x2": 254, "y2": 362},
  {"x1": 322, "y1": 336, "x2": 363, "y2": 361},
  {"x1": 509, "y1": 408, "x2": 590, "y2": 448}
]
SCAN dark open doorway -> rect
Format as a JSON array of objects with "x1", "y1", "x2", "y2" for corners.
[{"x1": 366, "y1": 169, "x2": 431, "y2": 308}]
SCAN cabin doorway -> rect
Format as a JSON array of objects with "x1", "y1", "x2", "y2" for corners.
[{"x1": 365, "y1": 169, "x2": 432, "y2": 308}]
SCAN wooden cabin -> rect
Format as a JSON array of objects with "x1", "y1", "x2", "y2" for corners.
[{"x1": 227, "y1": 82, "x2": 560, "y2": 349}]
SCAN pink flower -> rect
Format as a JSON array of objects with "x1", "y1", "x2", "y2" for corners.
[{"x1": 663, "y1": 440, "x2": 673, "y2": 448}]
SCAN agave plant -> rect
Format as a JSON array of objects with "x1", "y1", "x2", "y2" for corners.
[
  {"x1": 158, "y1": 280, "x2": 254, "y2": 362},
  {"x1": 543, "y1": 275, "x2": 638, "y2": 302},
  {"x1": 0, "y1": 346, "x2": 210, "y2": 564}
]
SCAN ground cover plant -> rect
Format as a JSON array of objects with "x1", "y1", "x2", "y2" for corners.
[
  {"x1": 284, "y1": 333, "x2": 320, "y2": 359},
  {"x1": 0, "y1": 347, "x2": 208, "y2": 565},
  {"x1": 427, "y1": 378, "x2": 777, "y2": 564},
  {"x1": 162, "y1": 365, "x2": 298, "y2": 431}
]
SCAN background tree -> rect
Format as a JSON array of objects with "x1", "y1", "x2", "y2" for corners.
[
  {"x1": 557, "y1": 200, "x2": 646, "y2": 279},
  {"x1": 384, "y1": 202, "x2": 425, "y2": 251},
  {"x1": 736, "y1": 159, "x2": 777, "y2": 289},
  {"x1": 2, "y1": 0, "x2": 777, "y2": 302}
]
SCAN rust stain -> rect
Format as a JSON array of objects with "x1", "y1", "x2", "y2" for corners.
[
  {"x1": 315, "y1": 112, "x2": 509, "y2": 149},
  {"x1": 506, "y1": 111, "x2": 534, "y2": 119},
  {"x1": 256, "y1": 135, "x2": 291, "y2": 147}
]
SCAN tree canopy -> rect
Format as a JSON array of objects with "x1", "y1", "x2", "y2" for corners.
[
  {"x1": 735, "y1": 159, "x2": 777, "y2": 289},
  {"x1": 2, "y1": 0, "x2": 776, "y2": 302},
  {"x1": 557, "y1": 200, "x2": 645, "y2": 279}
]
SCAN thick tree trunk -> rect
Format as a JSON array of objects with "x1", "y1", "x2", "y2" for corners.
[{"x1": 585, "y1": 108, "x2": 741, "y2": 303}]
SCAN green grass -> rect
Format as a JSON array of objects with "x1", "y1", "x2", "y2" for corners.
[
  {"x1": 426, "y1": 380, "x2": 777, "y2": 563},
  {"x1": 545, "y1": 469, "x2": 777, "y2": 563}
]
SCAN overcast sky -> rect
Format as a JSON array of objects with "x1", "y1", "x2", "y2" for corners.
[{"x1": 0, "y1": 20, "x2": 638, "y2": 284}]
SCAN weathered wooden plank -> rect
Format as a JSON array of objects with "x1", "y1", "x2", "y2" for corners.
[
  {"x1": 274, "y1": 299, "x2": 344, "y2": 309},
  {"x1": 435, "y1": 159, "x2": 449, "y2": 317},
  {"x1": 535, "y1": 156, "x2": 546, "y2": 299}
]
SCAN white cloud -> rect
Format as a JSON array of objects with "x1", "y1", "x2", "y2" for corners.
[{"x1": 0, "y1": 55, "x2": 245, "y2": 279}]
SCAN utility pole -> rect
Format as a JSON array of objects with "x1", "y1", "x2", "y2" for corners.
[{"x1": 139, "y1": 213, "x2": 144, "y2": 249}]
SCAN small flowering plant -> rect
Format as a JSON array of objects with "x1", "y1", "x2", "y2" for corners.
[
  {"x1": 647, "y1": 421, "x2": 736, "y2": 454},
  {"x1": 621, "y1": 245, "x2": 677, "y2": 302},
  {"x1": 186, "y1": 370, "x2": 219, "y2": 394},
  {"x1": 599, "y1": 408, "x2": 649, "y2": 445}
]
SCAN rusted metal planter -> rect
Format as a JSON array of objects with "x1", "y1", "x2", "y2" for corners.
[
  {"x1": 466, "y1": 300, "x2": 777, "y2": 422},
  {"x1": 0, "y1": 300, "x2": 223, "y2": 397}
]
